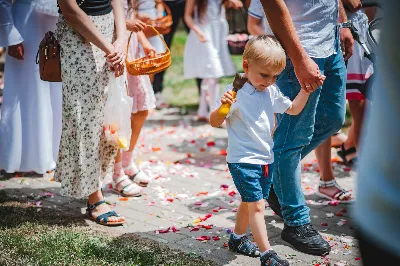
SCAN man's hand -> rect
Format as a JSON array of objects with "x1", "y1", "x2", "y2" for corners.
[
  {"x1": 293, "y1": 57, "x2": 325, "y2": 93},
  {"x1": 340, "y1": 27, "x2": 354, "y2": 61},
  {"x1": 342, "y1": 0, "x2": 363, "y2": 12},
  {"x1": 226, "y1": 0, "x2": 243, "y2": 9},
  {"x1": 8, "y1": 43, "x2": 24, "y2": 60}
]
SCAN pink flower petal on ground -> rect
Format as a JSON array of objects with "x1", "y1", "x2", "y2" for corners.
[
  {"x1": 194, "y1": 201, "x2": 203, "y2": 206},
  {"x1": 228, "y1": 191, "x2": 237, "y2": 197},
  {"x1": 202, "y1": 225, "x2": 213, "y2": 230},
  {"x1": 355, "y1": 257, "x2": 361, "y2": 260},
  {"x1": 196, "y1": 236, "x2": 211, "y2": 241},
  {"x1": 232, "y1": 208, "x2": 238, "y2": 212},
  {"x1": 212, "y1": 236, "x2": 221, "y2": 241},
  {"x1": 206, "y1": 141, "x2": 215, "y2": 147},
  {"x1": 328, "y1": 200, "x2": 340, "y2": 206},
  {"x1": 171, "y1": 226, "x2": 180, "y2": 232},
  {"x1": 147, "y1": 201, "x2": 155, "y2": 206},
  {"x1": 156, "y1": 227, "x2": 171, "y2": 234},
  {"x1": 321, "y1": 222, "x2": 329, "y2": 226},
  {"x1": 190, "y1": 227, "x2": 200, "y2": 232},
  {"x1": 212, "y1": 209, "x2": 219, "y2": 213},
  {"x1": 221, "y1": 184, "x2": 229, "y2": 189}
]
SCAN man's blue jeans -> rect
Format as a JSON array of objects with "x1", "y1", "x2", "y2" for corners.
[{"x1": 271, "y1": 50, "x2": 347, "y2": 227}]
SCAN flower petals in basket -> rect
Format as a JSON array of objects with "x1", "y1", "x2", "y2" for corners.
[
  {"x1": 227, "y1": 33, "x2": 250, "y2": 55},
  {"x1": 126, "y1": 26, "x2": 171, "y2": 76}
]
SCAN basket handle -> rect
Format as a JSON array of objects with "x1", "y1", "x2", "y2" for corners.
[{"x1": 126, "y1": 25, "x2": 170, "y2": 62}]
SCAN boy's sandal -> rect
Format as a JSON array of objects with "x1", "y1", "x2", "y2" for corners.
[
  {"x1": 113, "y1": 175, "x2": 142, "y2": 197},
  {"x1": 123, "y1": 164, "x2": 151, "y2": 187},
  {"x1": 228, "y1": 236, "x2": 260, "y2": 257},
  {"x1": 261, "y1": 250, "x2": 289, "y2": 266},
  {"x1": 337, "y1": 143, "x2": 358, "y2": 167},
  {"x1": 315, "y1": 179, "x2": 354, "y2": 203},
  {"x1": 86, "y1": 200, "x2": 125, "y2": 226}
]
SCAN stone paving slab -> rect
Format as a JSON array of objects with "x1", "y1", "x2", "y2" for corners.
[{"x1": 0, "y1": 110, "x2": 360, "y2": 266}]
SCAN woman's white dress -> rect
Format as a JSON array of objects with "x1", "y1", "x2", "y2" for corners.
[
  {"x1": 0, "y1": 0, "x2": 62, "y2": 174},
  {"x1": 184, "y1": 0, "x2": 236, "y2": 79}
]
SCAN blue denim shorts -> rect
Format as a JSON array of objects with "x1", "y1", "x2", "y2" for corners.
[{"x1": 228, "y1": 163, "x2": 273, "y2": 202}]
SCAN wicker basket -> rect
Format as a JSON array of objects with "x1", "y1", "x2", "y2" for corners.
[
  {"x1": 126, "y1": 26, "x2": 171, "y2": 76},
  {"x1": 228, "y1": 34, "x2": 249, "y2": 55}
]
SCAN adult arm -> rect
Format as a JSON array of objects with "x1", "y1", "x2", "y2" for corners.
[
  {"x1": 339, "y1": 0, "x2": 354, "y2": 60},
  {"x1": 247, "y1": 16, "x2": 264, "y2": 36},
  {"x1": 260, "y1": 0, "x2": 323, "y2": 93},
  {"x1": 0, "y1": 0, "x2": 23, "y2": 47},
  {"x1": 58, "y1": 0, "x2": 114, "y2": 54},
  {"x1": 342, "y1": 0, "x2": 363, "y2": 12},
  {"x1": 184, "y1": 0, "x2": 207, "y2": 42},
  {"x1": 0, "y1": 0, "x2": 24, "y2": 59}
]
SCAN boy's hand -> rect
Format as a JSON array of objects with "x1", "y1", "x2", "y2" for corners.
[
  {"x1": 301, "y1": 73, "x2": 326, "y2": 93},
  {"x1": 221, "y1": 90, "x2": 237, "y2": 105}
]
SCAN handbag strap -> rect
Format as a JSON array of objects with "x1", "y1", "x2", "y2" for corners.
[{"x1": 230, "y1": 7, "x2": 248, "y2": 34}]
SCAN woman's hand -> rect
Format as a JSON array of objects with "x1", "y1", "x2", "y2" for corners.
[
  {"x1": 137, "y1": 13, "x2": 152, "y2": 24},
  {"x1": 8, "y1": 43, "x2": 24, "y2": 60},
  {"x1": 106, "y1": 38, "x2": 126, "y2": 77},
  {"x1": 127, "y1": 19, "x2": 147, "y2": 32},
  {"x1": 196, "y1": 30, "x2": 207, "y2": 43}
]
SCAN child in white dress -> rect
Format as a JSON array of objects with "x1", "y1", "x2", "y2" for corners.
[
  {"x1": 184, "y1": 0, "x2": 236, "y2": 120},
  {"x1": 112, "y1": 0, "x2": 157, "y2": 197}
]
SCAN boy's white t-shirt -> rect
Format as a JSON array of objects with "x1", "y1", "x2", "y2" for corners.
[{"x1": 216, "y1": 82, "x2": 292, "y2": 165}]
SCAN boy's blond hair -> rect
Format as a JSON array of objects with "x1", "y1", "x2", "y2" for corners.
[{"x1": 243, "y1": 35, "x2": 286, "y2": 75}]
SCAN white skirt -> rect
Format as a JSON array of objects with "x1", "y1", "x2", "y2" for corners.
[
  {"x1": 0, "y1": 4, "x2": 62, "y2": 174},
  {"x1": 184, "y1": 19, "x2": 236, "y2": 79}
]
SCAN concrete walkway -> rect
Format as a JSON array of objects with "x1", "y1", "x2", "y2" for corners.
[{"x1": 0, "y1": 108, "x2": 361, "y2": 266}]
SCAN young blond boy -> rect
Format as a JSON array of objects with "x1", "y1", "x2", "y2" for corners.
[{"x1": 210, "y1": 35, "x2": 325, "y2": 266}]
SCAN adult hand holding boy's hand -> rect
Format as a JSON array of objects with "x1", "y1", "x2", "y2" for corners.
[{"x1": 293, "y1": 57, "x2": 324, "y2": 93}]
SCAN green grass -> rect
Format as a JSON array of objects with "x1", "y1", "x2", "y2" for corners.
[
  {"x1": 162, "y1": 30, "x2": 243, "y2": 107},
  {"x1": 0, "y1": 192, "x2": 214, "y2": 266}
]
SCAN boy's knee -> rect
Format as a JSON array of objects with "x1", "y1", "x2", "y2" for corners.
[{"x1": 248, "y1": 199, "x2": 265, "y2": 213}]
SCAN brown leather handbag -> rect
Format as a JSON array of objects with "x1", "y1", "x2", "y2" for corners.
[
  {"x1": 36, "y1": 31, "x2": 62, "y2": 82},
  {"x1": 36, "y1": 0, "x2": 85, "y2": 82}
]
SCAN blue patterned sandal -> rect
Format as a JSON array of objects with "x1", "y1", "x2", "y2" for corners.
[
  {"x1": 86, "y1": 200, "x2": 125, "y2": 226},
  {"x1": 260, "y1": 250, "x2": 289, "y2": 266},
  {"x1": 228, "y1": 235, "x2": 260, "y2": 257}
]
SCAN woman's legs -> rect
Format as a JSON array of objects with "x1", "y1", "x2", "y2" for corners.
[
  {"x1": 87, "y1": 190, "x2": 125, "y2": 223},
  {"x1": 315, "y1": 138, "x2": 352, "y2": 201}
]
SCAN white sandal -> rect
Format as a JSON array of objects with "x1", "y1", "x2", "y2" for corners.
[
  {"x1": 315, "y1": 179, "x2": 354, "y2": 203},
  {"x1": 113, "y1": 175, "x2": 142, "y2": 197},
  {"x1": 123, "y1": 162, "x2": 152, "y2": 187}
]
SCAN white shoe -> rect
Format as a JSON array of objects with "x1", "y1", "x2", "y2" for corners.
[
  {"x1": 123, "y1": 162, "x2": 152, "y2": 187},
  {"x1": 113, "y1": 175, "x2": 142, "y2": 197}
]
